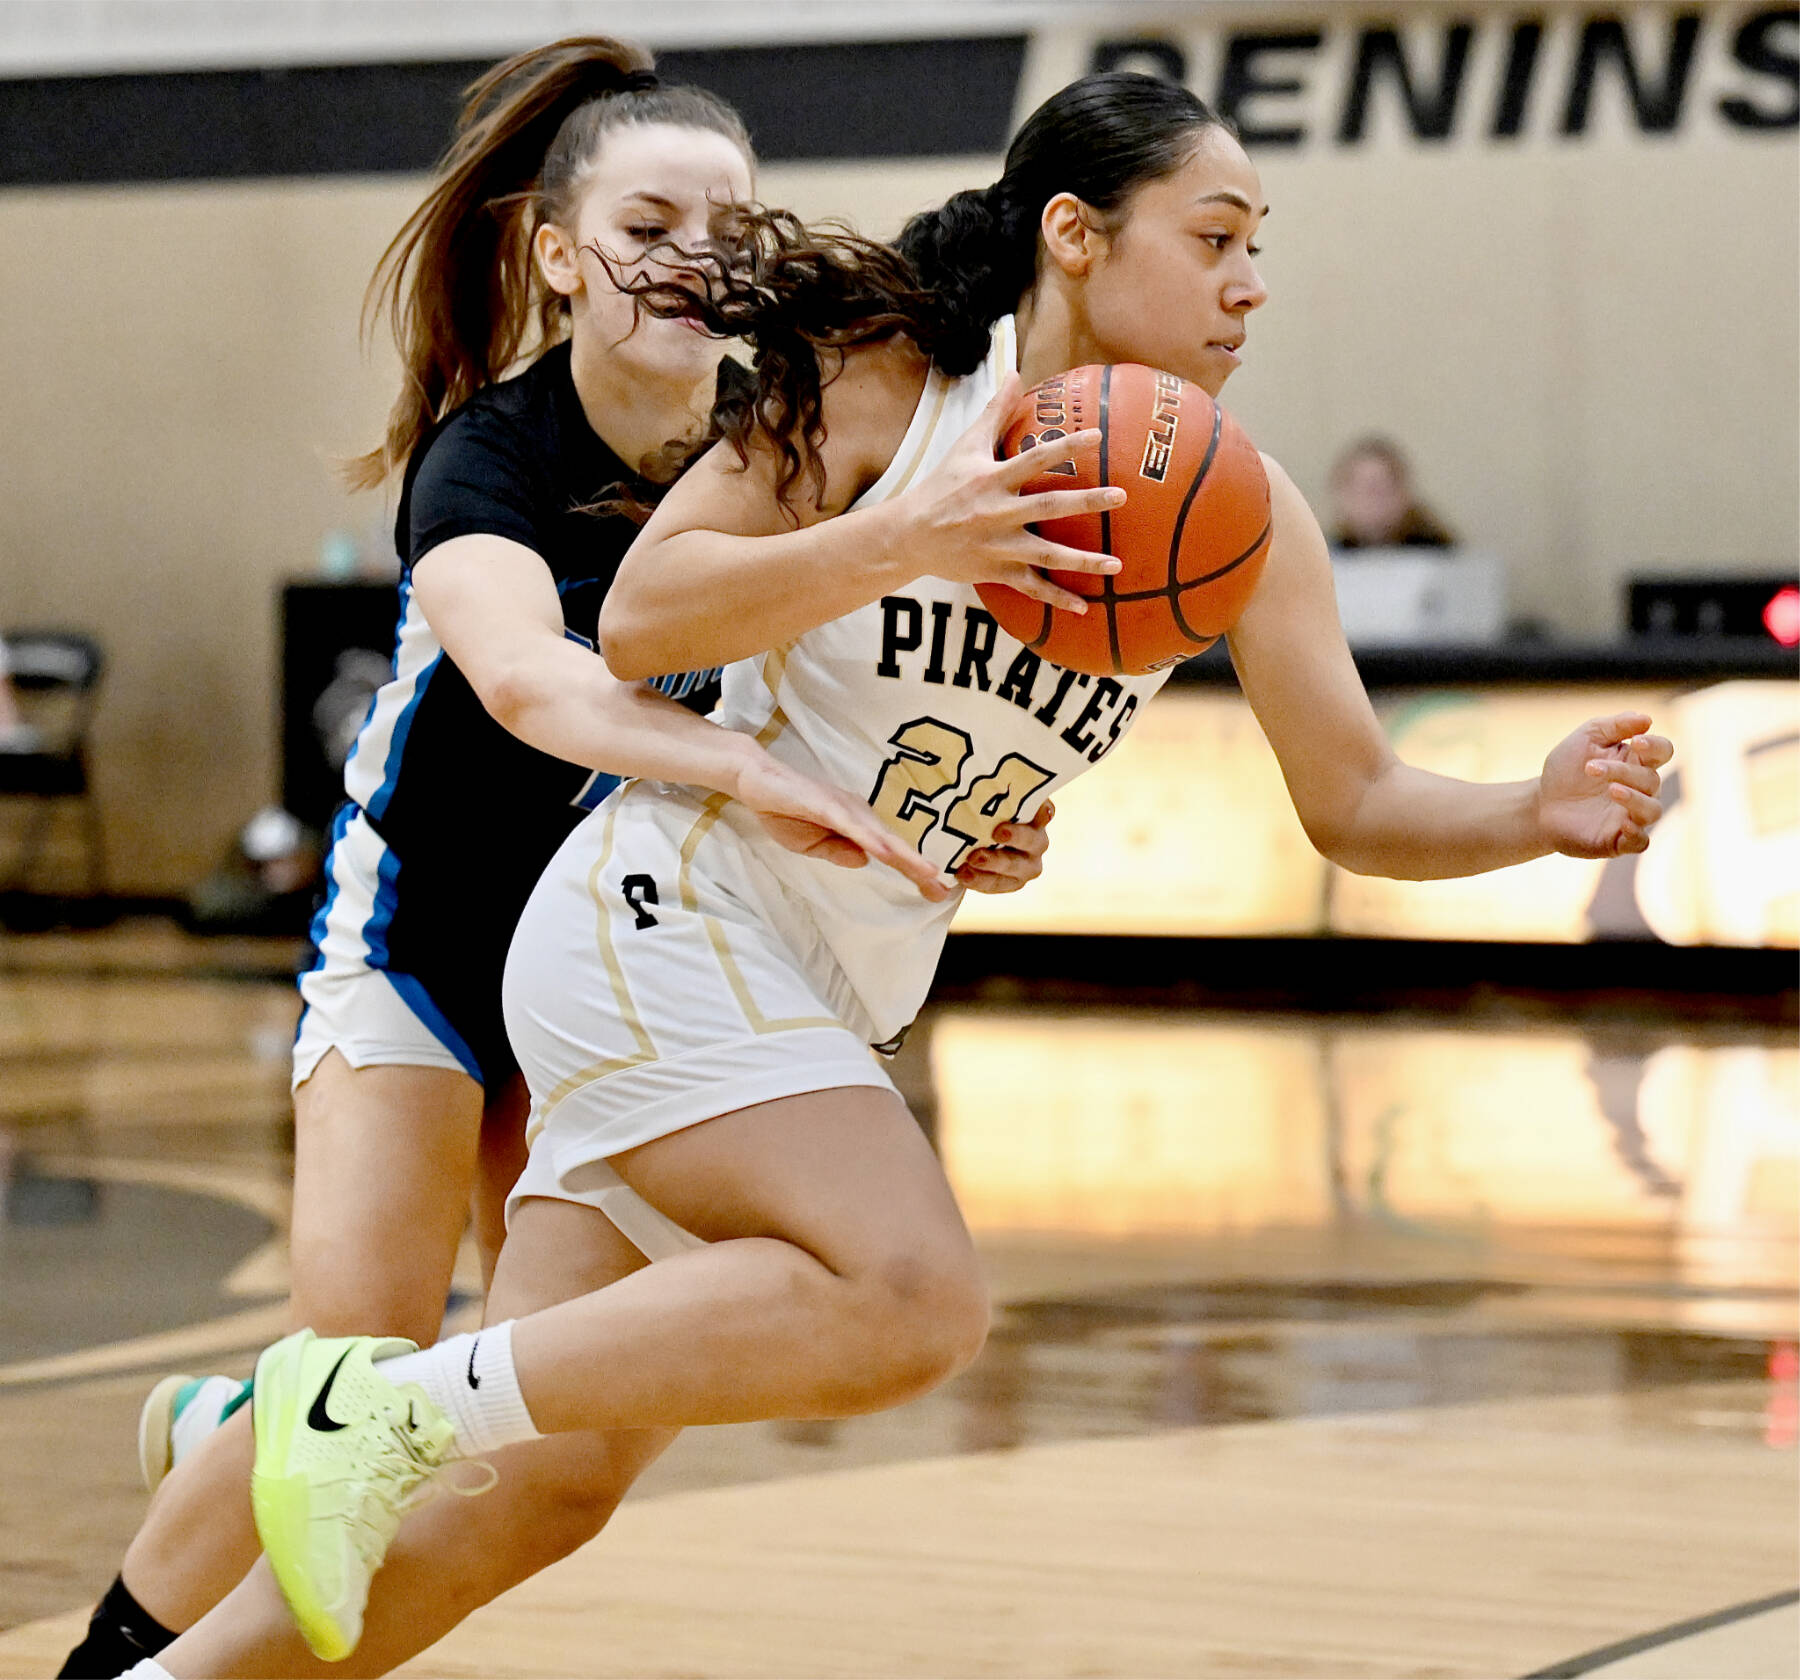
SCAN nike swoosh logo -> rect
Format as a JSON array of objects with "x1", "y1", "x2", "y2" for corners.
[
  {"x1": 306, "y1": 1348, "x2": 355, "y2": 1433},
  {"x1": 467, "y1": 1338, "x2": 482, "y2": 1390}
]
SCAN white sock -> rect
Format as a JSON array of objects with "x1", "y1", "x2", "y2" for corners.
[
  {"x1": 117, "y1": 1660, "x2": 176, "y2": 1680},
  {"x1": 375, "y1": 1321, "x2": 542, "y2": 1456}
]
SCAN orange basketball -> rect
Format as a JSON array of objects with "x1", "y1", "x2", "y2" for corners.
[{"x1": 978, "y1": 363, "x2": 1273, "y2": 676}]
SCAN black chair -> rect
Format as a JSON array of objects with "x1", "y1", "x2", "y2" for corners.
[{"x1": 0, "y1": 630, "x2": 105, "y2": 893}]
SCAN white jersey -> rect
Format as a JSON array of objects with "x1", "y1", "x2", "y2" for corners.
[{"x1": 710, "y1": 317, "x2": 1173, "y2": 1041}]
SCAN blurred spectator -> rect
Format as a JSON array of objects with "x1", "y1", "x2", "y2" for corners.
[
  {"x1": 1329, "y1": 437, "x2": 1457, "y2": 550},
  {"x1": 0, "y1": 635, "x2": 43, "y2": 753}
]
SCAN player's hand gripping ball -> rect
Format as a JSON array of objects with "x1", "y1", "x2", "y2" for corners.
[{"x1": 979, "y1": 364, "x2": 1273, "y2": 676}]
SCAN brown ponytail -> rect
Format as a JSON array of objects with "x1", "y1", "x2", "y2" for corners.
[{"x1": 346, "y1": 36, "x2": 751, "y2": 489}]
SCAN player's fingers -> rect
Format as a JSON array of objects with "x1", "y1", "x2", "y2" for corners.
[
  {"x1": 990, "y1": 819, "x2": 1049, "y2": 857},
  {"x1": 802, "y1": 796, "x2": 950, "y2": 896},
  {"x1": 865, "y1": 831, "x2": 952, "y2": 891},
  {"x1": 960, "y1": 846, "x2": 1036, "y2": 881},
  {"x1": 1607, "y1": 783, "x2": 1662, "y2": 826},
  {"x1": 809, "y1": 835, "x2": 873, "y2": 869},
  {"x1": 1028, "y1": 540, "x2": 1119, "y2": 577},
  {"x1": 1006, "y1": 567, "x2": 1090, "y2": 613},
  {"x1": 956, "y1": 865, "x2": 1026, "y2": 894},
  {"x1": 982, "y1": 373, "x2": 1024, "y2": 448},
  {"x1": 1590, "y1": 711, "x2": 1654, "y2": 747},
  {"x1": 1017, "y1": 485, "x2": 1126, "y2": 525},
  {"x1": 887, "y1": 862, "x2": 956, "y2": 902},
  {"x1": 1613, "y1": 823, "x2": 1650, "y2": 856},
  {"x1": 856, "y1": 827, "x2": 957, "y2": 900},
  {"x1": 998, "y1": 428, "x2": 1101, "y2": 483},
  {"x1": 1585, "y1": 758, "x2": 1661, "y2": 796},
  {"x1": 1628, "y1": 733, "x2": 1675, "y2": 769}
]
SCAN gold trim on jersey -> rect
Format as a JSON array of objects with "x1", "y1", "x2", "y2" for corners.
[
  {"x1": 882, "y1": 370, "x2": 953, "y2": 501},
  {"x1": 678, "y1": 791, "x2": 842, "y2": 1038},
  {"x1": 755, "y1": 643, "x2": 793, "y2": 747},
  {"x1": 534, "y1": 787, "x2": 662, "y2": 1130}
]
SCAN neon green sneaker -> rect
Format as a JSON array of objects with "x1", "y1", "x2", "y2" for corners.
[{"x1": 250, "y1": 1330, "x2": 456, "y2": 1662}]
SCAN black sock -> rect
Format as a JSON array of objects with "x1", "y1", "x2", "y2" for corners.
[{"x1": 56, "y1": 1575, "x2": 175, "y2": 1679}]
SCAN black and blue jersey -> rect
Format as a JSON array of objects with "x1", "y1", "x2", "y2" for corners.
[{"x1": 311, "y1": 341, "x2": 721, "y2": 1087}]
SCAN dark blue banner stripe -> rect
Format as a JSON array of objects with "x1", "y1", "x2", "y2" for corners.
[{"x1": 0, "y1": 36, "x2": 1027, "y2": 187}]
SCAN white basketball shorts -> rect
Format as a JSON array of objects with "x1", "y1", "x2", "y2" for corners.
[
  {"x1": 501, "y1": 780, "x2": 900, "y2": 1228},
  {"x1": 293, "y1": 806, "x2": 484, "y2": 1091}
]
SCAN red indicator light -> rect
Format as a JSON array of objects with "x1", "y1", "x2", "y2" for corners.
[
  {"x1": 1763, "y1": 586, "x2": 1800, "y2": 648},
  {"x1": 1769, "y1": 1340, "x2": 1798, "y2": 1451}
]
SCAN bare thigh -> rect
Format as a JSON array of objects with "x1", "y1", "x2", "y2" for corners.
[
  {"x1": 501, "y1": 1086, "x2": 992, "y2": 1432},
  {"x1": 287, "y1": 1049, "x2": 485, "y2": 1345},
  {"x1": 607, "y1": 1084, "x2": 979, "y2": 1275}
]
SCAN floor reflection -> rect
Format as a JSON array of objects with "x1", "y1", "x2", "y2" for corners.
[
  {"x1": 969, "y1": 1293, "x2": 1795, "y2": 1447},
  {"x1": 0, "y1": 950, "x2": 1795, "y2": 1645},
  {"x1": 927, "y1": 1009, "x2": 1800, "y2": 1293}
]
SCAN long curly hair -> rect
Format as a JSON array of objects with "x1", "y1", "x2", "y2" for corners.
[{"x1": 618, "y1": 72, "x2": 1230, "y2": 520}]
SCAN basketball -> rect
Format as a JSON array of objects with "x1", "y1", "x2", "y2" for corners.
[{"x1": 978, "y1": 363, "x2": 1273, "y2": 676}]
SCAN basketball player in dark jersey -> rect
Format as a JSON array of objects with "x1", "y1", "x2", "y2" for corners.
[{"x1": 59, "y1": 39, "x2": 1052, "y2": 1680}]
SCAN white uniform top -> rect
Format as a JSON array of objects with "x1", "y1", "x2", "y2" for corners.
[{"x1": 711, "y1": 317, "x2": 1173, "y2": 1043}]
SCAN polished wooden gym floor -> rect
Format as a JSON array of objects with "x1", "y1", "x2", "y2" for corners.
[{"x1": 0, "y1": 919, "x2": 1794, "y2": 1677}]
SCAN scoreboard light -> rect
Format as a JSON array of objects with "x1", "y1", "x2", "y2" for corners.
[
  {"x1": 1629, "y1": 575, "x2": 1800, "y2": 642},
  {"x1": 1764, "y1": 586, "x2": 1800, "y2": 649}
]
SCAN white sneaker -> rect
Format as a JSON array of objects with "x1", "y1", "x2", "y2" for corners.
[{"x1": 137, "y1": 1374, "x2": 252, "y2": 1491}]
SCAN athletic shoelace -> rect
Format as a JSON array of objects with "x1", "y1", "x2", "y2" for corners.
[{"x1": 336, "y1": 1410, "x2": 495, "y2": 1569}]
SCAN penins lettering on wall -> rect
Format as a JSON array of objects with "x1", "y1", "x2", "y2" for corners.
[{"x1": 1091, "y1": 6, "x2": 1798, "y2": 145}]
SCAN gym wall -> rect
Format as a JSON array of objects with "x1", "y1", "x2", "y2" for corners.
[{"x1": 0, "y1": 1, "x2": 1793, "y2": 891}]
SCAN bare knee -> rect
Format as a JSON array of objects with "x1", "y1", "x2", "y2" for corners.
[
  {"x1": 840, "y1": 1247, "x2": 990, "y2": 1409},
  {"x1": 485, "y1": 1479, "x2": 614, "y2": 1579}
]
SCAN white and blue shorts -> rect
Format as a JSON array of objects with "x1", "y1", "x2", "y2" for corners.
[{"x1": 293, "y1": 805, "x2": 501, "y2": 1092}]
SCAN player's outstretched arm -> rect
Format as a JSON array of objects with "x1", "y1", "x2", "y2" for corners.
[
  {"x1": 1227, "y1": 457, "x2": 1672, "y2": 879},
  {"x1": 411, "y1": 533, "x2": 953, "y2": 901},
  {"x1": 599, "y1": 356, "x2": 1123, "y2": 682}
]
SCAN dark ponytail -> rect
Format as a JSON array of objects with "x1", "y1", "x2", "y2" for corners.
[
  {"x1": 622, "y1": 72, "x2": 1230, "y2": 513},
  {"x1": 897, "y1": 72, "x2": 1229, "y2": 374},
  {"x1": 347, "y1": 36, "x2": 751, "y2": 488},
  {"x1": 889, "y1": 182, "x2": 1039, "y2": 375}
]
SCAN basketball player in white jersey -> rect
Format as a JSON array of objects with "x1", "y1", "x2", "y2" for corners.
[
  {"x1": 69, "y1": 39, "x2": 1059, "y2": 1680},
  {"x1": 136, "y1": 71, "x2": 1671, "y2": 1675}
]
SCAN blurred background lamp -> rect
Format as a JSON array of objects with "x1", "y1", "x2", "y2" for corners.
[{"x1": 1762, "y1": 586, "x2": 1800, "y2": 649}]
